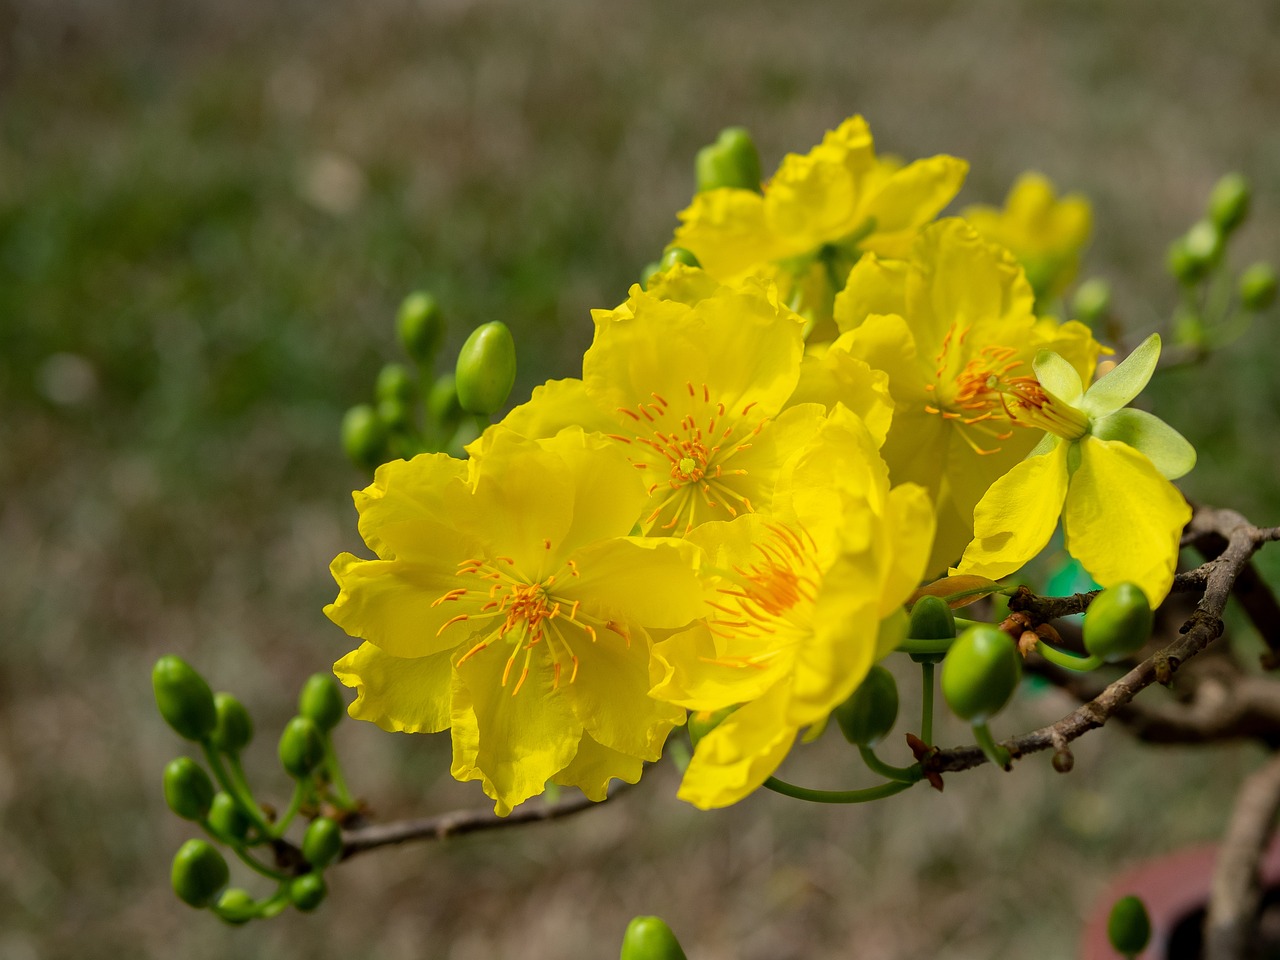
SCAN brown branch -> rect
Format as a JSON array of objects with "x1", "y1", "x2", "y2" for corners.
[
  {"x1": 1205, "y1": 751, "x2": 1280, "y2": 960},
  {"x1": 337, "y1": 785, "x2": 625, "y2": 860},
  {"x1": 926, "y1": 505, "x2": 1280, "y2": 776}
]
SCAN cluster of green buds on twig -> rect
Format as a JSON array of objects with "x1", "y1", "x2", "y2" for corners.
[
  {"x1": 154, "y1": 656, "x2": 359, "y2": 922},
  {"x1": 341, "y1": 291, "x2": 518, "y2": 468}
]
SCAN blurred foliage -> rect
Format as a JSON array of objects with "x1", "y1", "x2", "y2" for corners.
[{"x1": 1, "y1": 1, "x2": 1278, "y2": 958}]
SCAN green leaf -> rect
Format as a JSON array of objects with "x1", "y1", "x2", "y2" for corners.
[
  {"x1": 1091, "y1": 408, "x2": 1196, "y2": 480},
  {"x1": 1081, "y1": 333, "x2": 1161, "y2": 418},
  {"x1": 1033, "y1": 350, "x2": 1084, "y2": 404}
]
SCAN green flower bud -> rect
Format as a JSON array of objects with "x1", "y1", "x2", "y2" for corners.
[
  {"x1": 426, "y1": 372, "x2": 465, "y2": 432},
  {"x1": 396, "y1": 290, "x2": 444, "y2": 365},
  {"x1": 163, "y1": 757, "x2": 215, "y2": 822},
  {"x1": 695, "y1": 126, "x2": 762, "y2": 193},
  {"x1": 1083, "y1": 582, "x2": 1153, "y2": 663},
  {"x1": 341, "y1": 404, "x2": 388, "y2": 469},
  {"x1": 215, "y1": 887, "x2": 258, "y2": 925},
  {"x1": 208, "y1": 791, "x2": 252, "y2": 844},
  {"x1": 375, "y1": 363, "x2": 416, "y2": 406},
  {"x1": 152, "y1": 656, "x2": 217, "y2": 742},
  {"x1": 687, "y1": 705, "x2": 737, "y2": 749},
  {"x1": 1166, "y1": 237, "x2": 1204, "y2": 285},
  {"x1": 376, "y1": 396, "x2": 412, "y2": 432},
  {"x1": 171, "y1": 839, "x2": 229, "y2": 908},
  {"x1": 210, "y1": 692, "x2": 253, "y2": 754},
  {"x1": 290, "y1": 873, "x2": 328, "y2": 913},
  {"x1": 455, "y1": 321, "x2": 517, "y2": 415},
  {"x1": 1183, "y1": 220, "x2": 1224, "y2": 268},
  {"x1": 658, "y1": 247, "x2": 700, "y2": 272},
  {"x1": 908, "y1": 594, "x2": 956, "y2": 664},
  {"x1": 941, "y1": 625, "x2": 1022, "y2": 724},
  {"x1": 302, "y1": 816, "x2": 343, "y2": 870},
  {"x1": 639, "y1": 261, "x2": 662, "y2": 289},
  {"x1": 1107, "y1": 894, "x2": 1152, "y2": 956},
  {"x1": 299, "y1": 673, "x2": 346, "y2": 732},
  {"x1": 1239, "y1": 262, "x2": 1278, "y2": 312},
  {"x1": 1207, "y1": 172, "x2": 1250, "y2": 234},
  {"x1": 279, "y1": 716, "x2": 326, "y2": 779},
  {"x1": 833, "y1": 665, "x2": 899, "y2": 747},
  {"x1": 619, "y1": 916, "x2": 688, "y2": 960},
  {"x1": 1071, "y1": 278, "x2": 1111, "y2": 325}
]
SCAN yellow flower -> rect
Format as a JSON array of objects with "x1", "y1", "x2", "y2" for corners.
[
  {"x1": 649, "y1": 408, "x2": 935, "y2": 809},
  {"x1": 957, "y1": 334, "x2": 1195, "y2": 605},
  {"x1": 964, "y1": 172, "x2": 1093, "y2": 303},
  {"x1": 326, "y1": 427, "x2": 705, "y2": 814},
  {"x1": 831, "y1": 218, "x2": 1104, "y2": 573},
  {"x1": 671, "y1": 116, "x2": 967, "y2": 326},
  {"x1": 475, "y1": 266, "x2": 891, "y2": 536}
]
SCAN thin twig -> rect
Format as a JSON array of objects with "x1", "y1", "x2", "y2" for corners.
[{"x1": 1205, "y1": 751, "x2": 1280, "y2": 960}]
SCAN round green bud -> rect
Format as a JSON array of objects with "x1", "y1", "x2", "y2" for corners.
[
  {"x1": 619, "y1": 915, "x2": 688, "y2": 960},
  {"x1": 425, "y1": 372, "x2": 465, "y2": 432},
  {"x1": 1083, "y1": 582, "x2": 1153, "y2": 663},
  {"x1": 695, "y1": 126, "x2": 762, "y2": 193},
  {"x1": 215, "y1": 887, "x2": 258, "y2": 925},
  {"x1": 289, "y1": 872, "x2": 328, "y2": 913},
  {"x1": 1071, "y1": 278, "x2": 1112, "y2": 325},
  {"x1": 908, "y1": 594, "x2": 956, "y2": 664},
  {"x1": 687, "y1": 705, "x2": 737, "y2": 749},
  {"x1": 1239, "y1": 262, "x2": 1278, "y2": 312},
  {"x1": 396, "y1": 290, "x2": 444, "y2": 365},
  {"x1": 163, "y1": 757, "x2": 215, "y2": 822},
  {"x1": 299, "y1": 673, "x2": 346, "y2": 732},
  {"x1": 376, "y1": 396, "x2": 412, "y2": 431},
  {"x1": 208, "y1": 791, "x2": 252, "y2": 844},
  {"x1": 341, "y1": 403, "x2": 387, "y2": 469},
  {"x1": 639, "y1": 261, "x2": 662, "y2": 289},
  {"x1": 171, "y1": 839, "x2": 229, "y2": 908},
  {"x1": 302, "y1": 816, "x2": 344, "y2": 870},
  {"x1": 375, "y1": 363, "x2": 416, "y2": 406},
  {"x1": 941, "y1": 625, "x2": 1022, "y2": 724},
  {"x1": 658, "y1": 247, "x2": 700, "y2": 272},
  {"x1": 1106, "y1": 894, "x2": 1152, "y2": 956},
  {"x1": 455, "y1": 321, "x2": 517, "y2": 415},
  {"x1": 152, "y1": 655, "x2": 218, "y2": 742},
  {"x1": 278, "y1": 715, "x2": 326, "y2": 779},
  {"x1": 210, "y1": 692, "x2": 253, "y2": 754},
  {"x1": 1166, "y1": 237, "x2": 1204, "y2": 285},
  {"x1": 1207, "y1": 172, "x2": 1250, "y2": 234},
  {"x1": 833, "y1": 665, "x2": 899, "y2": 747},
  {"x1": 1183, "y1": 220, "x2": 1224, "y2": 268}
]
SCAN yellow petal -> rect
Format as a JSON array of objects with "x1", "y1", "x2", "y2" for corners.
[
  {"x1": 333, "y1": 642, "x2": 454, "y2": 734},
  {"x1": 649, "y1": 620, "x2": 784, "y2": 712},
  {"x1": 860, "y1": 155, "x2": 969, "y2": 258},
  {"x1": 1062, "y1": 438, "x2": 1191, "y2": 605},
  {"x1": 671, "y1": 188, "x2": 784, "y2": 280},
  {"x1": 878, "y1": 482, "x2": 937, "y2": 617},
  {"x1": 552, "y1": 732, "x2": 645, "y2": 801},
  {"x1": 956, "y1": 442, "x2": 1071, "y2": 581},
  {"x1": 562, "y1": 536, "x2": 704, "y2": 629},
  {"x1": 788, "y1": 345, "x2": 894, "y2": 448},
  {"x1": 832, "y1": 253, "x2": 910, "y2": 333},
  {"x1": 468, "y1": 379, "x2": 617, "y2": 456}
]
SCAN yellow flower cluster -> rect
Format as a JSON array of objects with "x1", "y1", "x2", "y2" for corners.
[{"x1": 326, "y1": 116, "x2": 1194, "y2": 814}]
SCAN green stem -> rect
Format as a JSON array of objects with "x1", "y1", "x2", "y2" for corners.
[
  {"x1": 920, "y1": 660, "x2": 936, "y2": 746},
  {"x1": 896, "y1": 637, "x2": 953, "y2": 656},
  {"x1": 256, "y1": 886, "x2": 293, "y2": 919},
  {"x1": 1035, "y1": 639, "x2": 1103, "y2": 673},
  {"x1": 857, "y1": 746, "x2": 922, "y2": 783},
  {"x1": 322, "y1": 737, "x2": 357, "y2": 811},
  {"x1": 763, "y1": 777, "x2": 914, "y2": 804},
  {"x1": 272, "y1": 781, "x2": 308, "y2": 838},
  {"x1": 971, "y1": 722, "x2": 1011, "y2": 770},
  {"x1": 201, "y1": 745, "x2": 273, "y2": 837}
]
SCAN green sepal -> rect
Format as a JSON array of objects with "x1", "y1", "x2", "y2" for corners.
[
  {"x1": 163, "y1": 757, "x2": 215, "y2": 822},
  {"x1": 941, "y1": 625, "x2": 1022, "y2": 724},
  {"x1": 1032, "y1": 350, "x2": 1085, "y2": 404},
  {"x1": 152, "y1": 656, "x2": 218, "y2": 743},
  {"x1": 619, "y1": 916, "x2": 688, "y2": 960},
  {"x1": 455, "y1": 321, "x2": 517, "y2": 415},
  {"x1": 1084, "y1": 583, "x2": 1154, "y2": 663},
  {"x1": 1089, "y1": 408, "x2": 1196, "y2": 480},
  {"x1": 298, "y1": 674, "x2": 345, "y2": 732},
  {"x1": 211, "y1": 693, "x2": 253, "y2": 754},
  {"x1": 302, "y1": 817, "x2": 344, "y2": 870},
  {"x1": 1080, "y1": 333, "x2": 1160, "y2": 419},
  {"x1": 279, "y1": 716, "x2": 326, "y2": 779},
  {"x1": 833, "y1": 666, "x2": 899, "y2": 747},
  {"x1": 1107, "y1": 894, "x2": 1152, "y2": 956},
  {"x1": 171, "y1": 839, "x2": 230, "y2": 908},
  {"x1": 289, "y1": 873, "x2": 328, "y2": 913}
]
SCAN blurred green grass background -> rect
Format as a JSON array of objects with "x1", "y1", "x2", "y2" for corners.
[{"x1": 2, "y1": 1, "x2": 1278, "y2": 957}]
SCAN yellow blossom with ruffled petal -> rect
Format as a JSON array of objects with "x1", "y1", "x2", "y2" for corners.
[{"x1": 326, "y1": 426, "x2": 705, "y2": 814}]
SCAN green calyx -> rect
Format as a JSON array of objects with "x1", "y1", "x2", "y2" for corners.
[
  {"x1": 163, "y1": 757, "x2": 215, "y2": 822},
  {"x1": 1107, "y1": 894, "x2": 1152, "y2": 956},
  {"x1": 619, "y1": 916, "x2": 689, "y2": 960},
  {"x1": 834, "y1": 666, "x2": 899, "y2": 747},
  {"x1": 302, "y1": 817, "x2": 344, "y2": 870},
  {"x1": 695, "y1": 126, "x2": 762, "y2": 194},
  {"x1": 941, "y1": 625, "x2": 1022, "y2": 724},
  {"x1": 171, "y1": 839, "x2": 230, "y2": 908},
  {"x1": 211, "y1": 693, "x2": 253, "y2": 754},
  {"x1": 396, "y1": 290, "x2": 445, "y2": 365},
  {"x1": 278, "y1": 716, "x2": 326, "y2": 779},
  {"x1": 299, "y1": 673, "x2": 346, "y2": 732},
  {"x1": 1083, "y1": 582, "x2": 1154, "y2": 663},
  {"x1": 455, "y1": 321, "x2": 517, "y2": 416},
  {"x1": 907, "y1": 595, "x2": 957, "y2": 664},
  {"x1": 153, "y1": 656, "x2": 218, "y2": 743}
]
